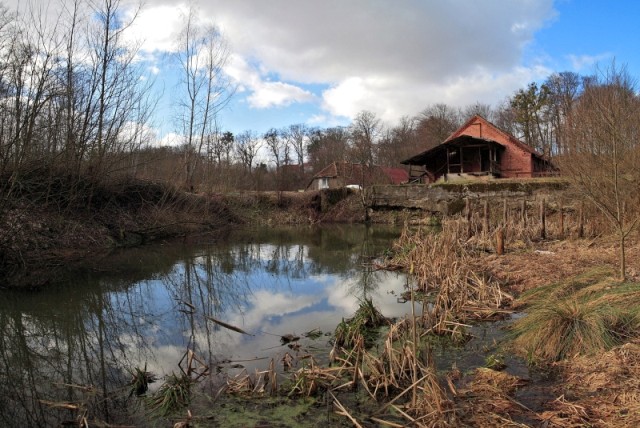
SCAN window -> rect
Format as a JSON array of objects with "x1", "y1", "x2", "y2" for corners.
[{"x1": 319, "y1": 178, "x2": 329, "y2": 189}]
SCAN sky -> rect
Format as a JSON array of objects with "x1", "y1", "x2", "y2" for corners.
[{"x1": 9, "y1": 0, "x2": 640, "y2": 144}]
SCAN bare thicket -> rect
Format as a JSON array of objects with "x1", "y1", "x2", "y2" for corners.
[
  {"x1": 0, "y1": 0, "x2": 153, "y2": 203},
  {"x1": 175, "y1": 6, "x2": 233, "y2": 191},
  {"x1": 559, "y1": 62, "x2": 640, "y2": 280}
]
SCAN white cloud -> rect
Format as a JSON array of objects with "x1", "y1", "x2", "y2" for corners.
[
  {"x1": 123, "y1": 3, "x2": 189, "y2": 54},
  {"x1": 568, "y1": 53, "x2": 613, "y2": 72},
  {"x1": 225, "y1": 54, "x2": 315, "y2": 109},
  {"x1": 248, "y1": 81, "x2": 315, "y2": 109},
  {"x1": 158, "y1": 132, "x2": 184, "y2": 147},
  {"x1": 159, "y1": 0, "x2": 556, "y2": 122},
  {"x1": 3, "y1": 0, "x2": 565, "y2": 130}
]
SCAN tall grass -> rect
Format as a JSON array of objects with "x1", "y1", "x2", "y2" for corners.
[
  {"x1": 334, "y1": 298, "x2": 388, "y2": 348},
  {"x1": 511, "y1": 269, "x2": 640, "y2": 363},
  {"x1": 511, "y1": 299, "x2": 618, "y2": 362}
]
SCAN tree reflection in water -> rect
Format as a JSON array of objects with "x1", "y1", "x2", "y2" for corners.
[{"x1": 0, "y1": 224, "x2": 407, "y2": 425}]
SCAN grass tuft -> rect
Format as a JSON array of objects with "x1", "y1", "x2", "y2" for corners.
[
  {"x1": 128, "y1": 365, "x2": 157, "y2": 397},
  {"x1": 147, "y1": 372, "x2": 192, "y2": 417},
  {"x1": 334, "y1": 298, "x2": 388, "y2": 348},
  {"x1": 511, "y1": 269, "x2": 640, "y2": 364}
]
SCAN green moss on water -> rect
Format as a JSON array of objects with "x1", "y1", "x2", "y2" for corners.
[{"x1": 195, "y1": 396, "x2": 350, "y2": 428}]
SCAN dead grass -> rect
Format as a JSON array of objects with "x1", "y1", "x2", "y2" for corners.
[
  {"x1": 388, "y1": 219, "x2": 513, "y2": 334},
  {"x1": 455, "y1": 368, "x2": 533, "y2": 427},
  {"x1": 542, "y1": 339, "x2": 640, "y2": 427},
  {"x1": 382, "y1": 214, "x2": 640, "y2": 426}
]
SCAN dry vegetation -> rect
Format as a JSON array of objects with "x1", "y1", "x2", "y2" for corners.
[{"x1": 45, "y1": 198, "x2": 640, "y2": 427}]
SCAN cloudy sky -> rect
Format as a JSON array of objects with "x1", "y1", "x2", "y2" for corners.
[{"x1": 10, "y1": 0, "x2": 640, "y2": 140}]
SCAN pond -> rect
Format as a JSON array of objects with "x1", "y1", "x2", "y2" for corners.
[{"x1": 0, "y1": 224, "x2": 421, "y2": 426}]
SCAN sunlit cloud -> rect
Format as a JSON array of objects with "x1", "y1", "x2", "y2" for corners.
[{"x1": 568, "y1": 53, "x2": 613, "y2": 72}]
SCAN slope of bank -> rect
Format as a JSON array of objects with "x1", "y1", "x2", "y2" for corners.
[
  {"x1": 0, "y1": 176, "x2": 236, "y2": 289},
  {"x1": 0, "y1": 178, "x2": 374, "y2": 289}
]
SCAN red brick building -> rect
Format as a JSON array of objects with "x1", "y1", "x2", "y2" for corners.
[{"x1": 401, "y1": 115, "x2": 555, "y2": 183}]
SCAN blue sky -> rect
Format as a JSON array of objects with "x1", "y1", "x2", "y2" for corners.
[
  {"x1": 12, "y1": 0, "x2": 640, "y2": 144},
  {"x1": 525, "y1": 1, "x2": 640, "y2": 75}
]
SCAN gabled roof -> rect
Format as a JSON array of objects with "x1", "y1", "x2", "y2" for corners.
[
  {"x1": 401, "y1": 114, "x2": 548, "y2": 166},
  {"x1": 381, "y1": 167, "x2": 409, "y2": 185},
  {"x1": 309, "y1": 162, "x2": 408, "y2": 186},
  {"x1": 446, "y1": 115, "x2": 545, "y2": 158}
]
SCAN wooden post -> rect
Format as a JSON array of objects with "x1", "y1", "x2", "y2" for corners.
[
  {"x1": 495, "y1": 227, "x2": 505, "y2": 255},
  {"x1": 540, "y1": 199, "x2": 546, "y2": 240},
  {"x1": 502, "y1": 198, "x2": 508, "y2": 226},
  {"x1": 483, "y1": 199, "x2": 490, "y2": 233},
  {"x1": 579, "y1": 201, "x2": 584, "y2": 238},
  {"x1": 466, "y1": 198, "x2": 472, "y2": 238},
  {"x1": 559, "y1": 205, "x2": 564, "y2": 239},
  {"x1": 520, "y1": 200, "x2": 527, "y2": 226}
]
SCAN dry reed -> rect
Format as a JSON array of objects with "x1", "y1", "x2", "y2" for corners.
[{"x1": 390, "y1": 218, "x2": 512, "y2": 335}]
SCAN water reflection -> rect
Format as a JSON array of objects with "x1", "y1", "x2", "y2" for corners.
[{"x1": 0, "y1": 225, "x2": 407, "y2": 426}]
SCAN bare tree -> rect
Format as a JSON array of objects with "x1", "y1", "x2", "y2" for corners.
[
  {"x1": 234, "y1": 130, "x2": 261, "y2": 173},
  {"x1": 175, "y1": 7, "x2": 233, "y2": 190},
  {"x1": 263, "y1": 128, "x2": 284, "y2": 170},
  {"x1": 463, "y1": 102, "x2": 494, "y2": 122},
  {"x1": 376, "y1": 116, "x2": 419, "y2": 167},
  {"x1": 545, "y1": 71, "x2": 583, "y2": 155},
  {"x1": 86, "y1": 0, "x2": 150, "y2": 176},
  {"x1": 560, "y1": 63, "x2": 640, "y2": 280},
  {"x1": 349, "y1": 110, "x2": 381, "y2": 167},
  {"x1": 307, "y1": 126, "x2": 349, "y2": 172},
  {"x1": 283, "y1": 123, "x2": 308, "y2": 170},
  {"x1": 415, "y1": 104, "x2": 460, "y2": 150}
]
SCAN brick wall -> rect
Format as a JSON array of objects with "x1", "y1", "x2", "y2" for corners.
[{"x1": 458, "y1": 117, "x2": 534, "y2": 178}]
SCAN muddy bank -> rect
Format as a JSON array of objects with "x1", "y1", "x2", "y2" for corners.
[{"x1": 0, "y1": 179, "x2": 380, "y2": 289}]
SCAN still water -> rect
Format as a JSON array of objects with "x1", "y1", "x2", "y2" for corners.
[{"x1": 0, "y1": 224, "x2": 414, "y2": 426}]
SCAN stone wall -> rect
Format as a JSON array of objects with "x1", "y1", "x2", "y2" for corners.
[{"x1": 367, "y1": 180, "x2": 570, "y2": 215}]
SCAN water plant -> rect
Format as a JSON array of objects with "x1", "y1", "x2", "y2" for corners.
[
  {"x1": 127, "y1": 365, "x2": 157, "y2": 397},
  {"x1": 148, "y1": 372, "x2": 192, "y2": 417},
  {"x1": 333, "y1": 298, "x2": 388, "y2": 348},
  {"x1": 484, "y1": 353, "x2": 506, "y2": 371}
]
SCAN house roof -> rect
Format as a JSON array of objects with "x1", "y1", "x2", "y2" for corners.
[
  {"x1": 381, "y1": 167, "x2": 409, "y2": 185},
  {"x1": 401, "y1": 114, "x2": 548, "y2": 166},
  {"x1": 309, "y1": 162, "x2": 408, "y2": 186},
  {"x1": 446, "y1": 115, "x2": 545, "y2": 158}
]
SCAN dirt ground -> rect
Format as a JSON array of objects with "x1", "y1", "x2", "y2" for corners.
[{"x1": 483, "y1": 234, "x2": 640, "y2": 294}]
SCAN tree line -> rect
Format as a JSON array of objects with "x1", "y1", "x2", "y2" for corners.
[{"x1": 0, "y1": 1, "x2": 636, "y2": 201}]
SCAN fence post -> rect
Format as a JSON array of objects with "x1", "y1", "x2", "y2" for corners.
[
  {"x1": 466, "y1": 198, "x2": 472, "y2": 238},
  {"x1": 503, "y1": 198, "x2": 508, "y2": 226},
  {"x1": 521, "y1": 200, "x2": 527, "y2": 227},
  {"x1": 579, "y1": 201, "x2": 584, "y2": 238},
  {"x1": 484, "y1": 199, "x2": 490, "y2": 234},
  {"x1": 540, "y1": 199, "x2": 546, "y2": 240},
  {"x1": 496, "y1": 227, "x2": 505, "y2": 255},
  {"x1": 559, "y1": 204, "x2": 564, "y2": 239}
]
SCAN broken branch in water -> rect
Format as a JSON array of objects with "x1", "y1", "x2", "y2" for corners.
[{"x1": 207, "y1": 316, "x2": 253, "y2": 336}]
